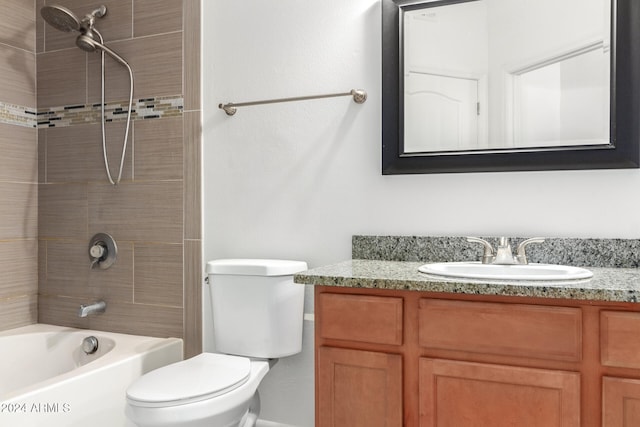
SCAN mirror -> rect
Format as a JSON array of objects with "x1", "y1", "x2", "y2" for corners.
[{"x1": 382, "y1": 0, "x2": 640, "y2": 174}]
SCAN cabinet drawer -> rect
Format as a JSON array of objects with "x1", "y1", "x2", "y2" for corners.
[
  {"x1": 601, "y1": 311, "x2": 640, "y2": 368},
  {"x1": 419, "y1": 299, "x2": 582, "y2": 362},
  {"x1": 318, "y1": 293, "x2": 403, "y2": 345}
]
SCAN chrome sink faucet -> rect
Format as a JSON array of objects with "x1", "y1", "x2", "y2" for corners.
[
  {"x1": 467, "y1": 237, "x2": 545, "y2": 265},
  {"x1": 78, "y1": 300, "x2": 106, "y2": 318}
]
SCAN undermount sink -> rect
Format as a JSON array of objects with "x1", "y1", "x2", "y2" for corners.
[{"x1": 418, "y1": 262, "x2": 593, "y2": 281}]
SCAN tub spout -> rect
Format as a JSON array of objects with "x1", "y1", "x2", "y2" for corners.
[{"x1": 78, "y1": 300, "x2": 106, "y2": 318}]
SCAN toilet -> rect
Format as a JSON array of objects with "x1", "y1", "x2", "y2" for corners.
[{"x1": 125, "y1": 259, "x2": 308, "y2": 427}]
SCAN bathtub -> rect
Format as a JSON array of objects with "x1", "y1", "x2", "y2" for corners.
[{"x1": 0, "y1": 324, "x2": 183, "y2": 427}]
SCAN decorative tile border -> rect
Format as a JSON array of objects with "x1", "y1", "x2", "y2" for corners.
[
  {"x1": 0, "y1": 102, "x2": 38, "y2": 128},
  {"x1": 0, "y1": 96, "x2": 184, "y2": 129},
  {"x1": 37, "y1": 95, "x2": 184, "y2": 128}
]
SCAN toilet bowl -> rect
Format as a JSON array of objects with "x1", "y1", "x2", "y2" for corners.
[
  {"x1": 125, "y1": 353, "x2": 270, "y2": 427},
  {"x1": 125, "y1": 259, "x2": 307, "y2": 427}
]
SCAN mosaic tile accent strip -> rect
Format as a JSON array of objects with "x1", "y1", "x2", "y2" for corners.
[
  {"x1": 0, "y1": 101, "x2": 38, "y2": 128},
  {"x1": 36, "y1": 95, "x2": 184, "y2": 128},
  {"x1": 0, "y1": 96, "x2": 183, "y2": 129}
]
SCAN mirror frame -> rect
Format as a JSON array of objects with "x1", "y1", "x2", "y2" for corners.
[{"x1": 382, "y1": 0, "x2": 640, "y2": 174}]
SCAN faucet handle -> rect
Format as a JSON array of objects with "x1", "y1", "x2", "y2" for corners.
[
  {"x1": 466, "y1": 237, "x2": 495, "y2": 264},
  {"x1": 516, "y1": 237, "x2": 546, "y2": 264}
]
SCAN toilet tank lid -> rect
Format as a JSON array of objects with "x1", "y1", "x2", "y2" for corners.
[{"x1": 206, "y1": 259, "x2": 308, "y2": 276}]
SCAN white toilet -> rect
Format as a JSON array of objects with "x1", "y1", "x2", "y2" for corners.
[{"x1": 125, "y1": 259, "x2": 308, "y2": 427}]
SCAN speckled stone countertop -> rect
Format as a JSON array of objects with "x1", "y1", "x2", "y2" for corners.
[{"x1": 294, "y1": 259, "x2": 640, "y2": 303}]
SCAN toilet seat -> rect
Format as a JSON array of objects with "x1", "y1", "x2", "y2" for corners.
[{"x1": 126, "y1": 353, "x2": 251, "y2": 408}]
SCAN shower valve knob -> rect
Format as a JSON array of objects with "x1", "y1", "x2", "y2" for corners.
[
  {"x1": 88, "y1": 233, "x2": 117, "y2": 270},
  {"x1": 89, "y1": 242, "x2": 106, "y2": 259}
]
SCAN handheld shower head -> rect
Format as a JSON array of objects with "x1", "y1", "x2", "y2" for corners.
[
  {"x1": 76, "y1": 33, "x2": 99, "y2": 52},
  {"x1": 40, "y1": 5, "x2": 81, "y2": 32},
  {"x1": 76, "y1": 34, "x2": 130, "y2": 67}
]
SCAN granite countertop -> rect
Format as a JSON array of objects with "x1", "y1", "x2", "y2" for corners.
[{"x1": 294, "y1": 259, "x2": 640, "y2": 303}]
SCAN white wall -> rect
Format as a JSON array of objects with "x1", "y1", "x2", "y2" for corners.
[{"x1": 202, "y1": 0, "x2": 640, "y2": 425}]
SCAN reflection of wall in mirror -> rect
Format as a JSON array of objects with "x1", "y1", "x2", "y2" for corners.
[
  {"x1": 488, "y1": 0, "x2": 610, "y2": 148},
  {"x1": 514, "y1": 47, "x2": 609, "y2": 147},
  {"x1": 403, "y1": 0, "x2": 610, "y2": 153}
]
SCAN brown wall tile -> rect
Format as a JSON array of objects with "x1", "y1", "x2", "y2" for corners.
[
  {"x1": 37, "y1": 48, "x2": 86, "y2": 108},
  {"x1": 36, "y1": 0, "x2": 45, "y2": 53},
  {"x1": 0, "y1": 295, "x2": 37, "y2": 330},
  {"x1": 184, "y1": 111, "x2": 201, "y2": 239},
  {"x1": 43, "y1": 0, "x2": 133, "y2": 52},
  {"x1": 38, "y1": 183, "x2": 87, "y2": 239},
  {"x1": 0, "y1": 240, "x2": 38, "y2": 298},
  {"x1": 134, "y1": 243, "x2": 183, "y2": 307},
  {"x1": 0, "y1": 183, "x2": 37, "y2": 240},
  {"x1": 38, "y1": 129, "x2": 46, "y2": 183},
  {"x1": 87, "y1": 32, "x2": 183, "y2": 103},
  {"x1": 0, "y1": 44, "x2": 36, "y2": 108},
  {"x1": 38, "y1": 294, "x2": 88, "y2": 328},
  {"x1": 0, "y1": 0, "x2": 38, "y2": 332},
  {"x1": 45, "y1": 124, "x2": 97, "y2": 182},
  {"x1": 44, "y1": 122, "x2": 133, "y2": 183},
  {"x1": 183, "y1": 239, "x2": 202, "y2": 357},
  {"x1": 0, "y1": 0, "x2": 35, "y2": 52},
  {"x1": 88, "y1": 181, "x2": 183, "y2": 243},
  {"x1": 38, "y1": 240, "x2": 47, "y2": 289},
  {"x1": 0, "y1": 123, "x2": 37, "y2": 183},
  {"x1": 134, "y1": 0, "x2": 183, "y2": 38},
  {"x1": 183, "y1": 0, "x2": 200, "y2": 111},
  {"x1": 134, "y1": 117, "x2": 183, "y2": 181}
]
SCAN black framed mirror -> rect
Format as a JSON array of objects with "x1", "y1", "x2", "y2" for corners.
[{"x1": 382, "y1": 0, "x2": 640, "y2": 174}]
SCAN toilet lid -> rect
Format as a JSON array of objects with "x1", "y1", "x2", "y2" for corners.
[{"x1": 126, "y1": 353, "x2": 251, "y2": 407}]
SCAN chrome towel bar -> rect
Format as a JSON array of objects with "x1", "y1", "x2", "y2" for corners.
[{"x1": 218, "y1": 89, "x2": 367, "y2": 116}]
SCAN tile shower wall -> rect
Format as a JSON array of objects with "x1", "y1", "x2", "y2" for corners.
[
  {"x1": 36, "y1": 0, "x2": 202, "y2": 356},
  {"x1": 0, "y1": 0, "x2": 38, "y2": 330}
]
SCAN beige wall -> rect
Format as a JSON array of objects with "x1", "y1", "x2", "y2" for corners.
[
  {"x1": 36, "y1": 0, "x2": 201, "y2": 356},
  {"x1": 0, "y1": 0, "x2": 38, "y2": 330}
]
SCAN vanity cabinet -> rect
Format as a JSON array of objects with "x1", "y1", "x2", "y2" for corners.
[
  {"x1": 315, "y1": 286, "x2": 640, "y2": 427},
  {"x1": 316, "y1": 293, "x2": 404, "y2": 427}
]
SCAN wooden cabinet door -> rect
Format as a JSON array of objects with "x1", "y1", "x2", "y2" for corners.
[
  {"x1": 317, "y1": 346, "x2": 402, "y2": 427},
  {"x1": 603, "y1": 377, "x2": 640, "y2": 426},
  {"x1": 419, "y1": 358, "x2": 580, "y2": 427}
]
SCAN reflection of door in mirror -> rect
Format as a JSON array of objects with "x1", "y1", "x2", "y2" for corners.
[
  {"x1": 403, "y1": 1, "x2": 489, "y2": 153},
  {"x1": 405, "y1": 73, "x2": 479, "y2": 152}
]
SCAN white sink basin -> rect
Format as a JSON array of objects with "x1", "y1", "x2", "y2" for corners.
[{"x1": 418, "y1": 262, "x2": 593, "y2": 281}]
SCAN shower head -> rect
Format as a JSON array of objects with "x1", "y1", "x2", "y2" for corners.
[
  {"x1": 40, "y1": 5, "x2": 81, "y2": 32},
  {"x1": 41, "y1": 4, "x2": 107, "y2": 34}
]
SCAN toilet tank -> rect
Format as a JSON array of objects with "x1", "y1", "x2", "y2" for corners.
[{"x1": 206, "y1": 259, "x2": 308, "y2": 359}]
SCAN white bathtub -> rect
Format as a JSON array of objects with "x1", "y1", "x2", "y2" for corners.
[{"x1": 0, "y1": 324, "x2": 183, "y2": 427}]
